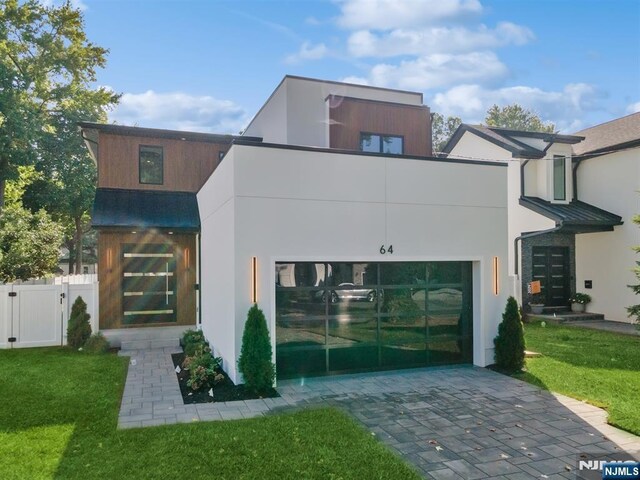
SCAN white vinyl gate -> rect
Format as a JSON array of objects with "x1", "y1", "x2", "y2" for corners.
[{"x1": 0, "y1": 280, "x2": 98, "y2": 349}]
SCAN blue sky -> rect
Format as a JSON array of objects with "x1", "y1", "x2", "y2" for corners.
[{"x1": 78, "y1": 0, "x2": 640, "y2": 134}]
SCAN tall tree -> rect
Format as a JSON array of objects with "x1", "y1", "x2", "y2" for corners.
[
  {"x1": 627, "y1": 213, "x2": 640, "y2": 326},
  {"x1": 0, "y1": 0, "x2": 115, "y2": 211},
  {"x1": 485, "y1": 104, "x2": 555, "y2": 133},
  {"x1": 24, "y1": 88, "x2": 116, "y2": 273},
  {"x1": 431, "y1": 112, "x2": 462, "y2": 153}
]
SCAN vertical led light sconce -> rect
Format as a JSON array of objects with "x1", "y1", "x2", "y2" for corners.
[
  {"x1": 492, "y1": 256, "x2": 500, "y2": 295},
  {"x1": 251, "y1": 256, "x2": 258, "y2": 304},
  {"x1": 184, "y1": 248, "x2": 190, "y2": 270},
  {"x1": 106, "y1": 248, "x2": 113, "y2": 271}
]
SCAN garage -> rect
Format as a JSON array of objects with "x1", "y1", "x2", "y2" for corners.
[{"x1": 275, "y1": 261, "x2": 473, "y2": 378}]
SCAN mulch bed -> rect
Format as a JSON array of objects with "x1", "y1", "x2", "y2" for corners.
[{"x1": 171, "y1": 353, "x2": 279, "y2": 404}]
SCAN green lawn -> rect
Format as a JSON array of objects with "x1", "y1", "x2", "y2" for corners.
[
  {"x1": 0, "y1": 348, "x2": 420, "y2": 480},
  {"x1": 516, "y1": 321, "x2": 640, "y2": 436}
]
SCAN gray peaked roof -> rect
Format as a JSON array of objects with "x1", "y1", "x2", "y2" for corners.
[
  {"x1": 441, "y1": 124, "x2": 583, "y2": 158},
  {"x1": 572, "y1": 112, "x2": 640, "y2": 156},
  {"x1": 519, "y1": 197, "x2": 623, "y2": 233}
]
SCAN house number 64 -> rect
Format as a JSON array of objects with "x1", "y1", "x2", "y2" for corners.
[{"x1": 380, "y1": 245, "x2": 394, "y2": 254}]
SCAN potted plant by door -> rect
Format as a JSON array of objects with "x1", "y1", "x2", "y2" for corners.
[
  {"x1": 529, "y1": 293, "x2": 545, "y2": 315},
  {"x1": 569, "y1": 293, "x2": 591, "y2": 313}
]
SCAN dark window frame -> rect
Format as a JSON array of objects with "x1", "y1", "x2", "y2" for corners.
[
  {"x1": 139, "y1": 145, "x2": 164, "y2": 185},
  {"x1": 359, "y1": 132, "x2": 404, "y2": 155},
  {"x1": 553, "y1": 155, "x2": 566, "y2": 201}
]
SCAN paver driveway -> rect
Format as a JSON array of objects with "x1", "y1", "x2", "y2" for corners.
[{"x1": 119, "y1": 349, "x2": 639, "y2": 479}]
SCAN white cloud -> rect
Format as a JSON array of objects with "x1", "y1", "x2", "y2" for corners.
[
  {"x1": 348, "y1": 22, "x2": 533, "y2": 57},
  {"x1": 285, "y1": 42, "x2": 329, "y2": 64},
  {"x1": 336, "y1": 0, "x2": 482, "y2": 30},
  {"x1": 361, "y1": 51, "x2": 508, "y2": 90},
  {"x1": 626, "y1": 101, "x2": 640, "y2": 113},
  {"x1": 109, "y1": 91, "x2": 248, "y2": 134},
  {"x1": 432, "y1": 83, "x2": 601, "y2": 131},
  {"x1": 340, "y1": 76, "x2": 370, "y2": 86}
]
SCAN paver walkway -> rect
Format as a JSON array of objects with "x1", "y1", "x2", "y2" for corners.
[
  {"x1": 564, "y1": 320, "x2": 639, "y2": 336},
  {"x1": 118, "y1": 348, "x2": 639, "y2": 478}
]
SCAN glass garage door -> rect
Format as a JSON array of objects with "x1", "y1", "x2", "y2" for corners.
[
  {"x1": 275, "y1": 261, "x2": 473, "y2": 378},
  {"x1": 122, "y1": 244, "x2": 177, "y2": 325}
]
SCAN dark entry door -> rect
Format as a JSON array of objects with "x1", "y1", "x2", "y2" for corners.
[
  {"x1": 122, "y1": 243, "x2": 177, "y2": 325},
  {"x1": 532, "y1": 247, "x2": 570, "y2": 306}
]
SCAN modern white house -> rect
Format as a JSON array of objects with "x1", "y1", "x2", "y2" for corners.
[
  {"x1": 198, "y1": 76, "x2": 509, "y2": 382},
  {"x1": 443, "y1": 113, "x2": 639, "y2": 323},
  {"x1": 82, "y1": 75, "x2": 511, "y2": 383}
]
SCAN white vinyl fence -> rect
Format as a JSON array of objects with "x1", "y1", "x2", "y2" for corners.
[{"x1": 0, "y1": 275, "x2": 98, "y2": 349}]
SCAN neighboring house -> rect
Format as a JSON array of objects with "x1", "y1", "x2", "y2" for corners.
[
  {"x1": 443, "y1": 113, "x2": 639, "y2": 323},
  {"x1": 81, "y1": 75, "x2": 510, "y2": 383}
]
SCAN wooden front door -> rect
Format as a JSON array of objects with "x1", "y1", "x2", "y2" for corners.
[{"x1": 532, "y1": 246, "x2": 570, "y2": 306}]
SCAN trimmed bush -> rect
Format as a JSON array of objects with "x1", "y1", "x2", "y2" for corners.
[
  {"x1": 67, "y1": 296, "x2": 92, "y2": 349},
  {"x1": 238, "y1": 304, "x2": 275, "y2": 394},
  {"x1": 84, "y1": 333, "x2": 110, "y2": 354},
  {"x1": 494, "y1": 296, "x2": 526, "y2": 372},
  {"x1": 181, "y1": 329, "x2": 206, "y2": 356}
]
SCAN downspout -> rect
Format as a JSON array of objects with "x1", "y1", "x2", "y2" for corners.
[
  {"x1": 514, "y1": 225, "x2": 563, "y2": 276},
  {"x1": 197, "y1": 232, "x2": 202, "y2": 328},
  {"x1": 572, "y1": 156, "x2": 585, "y2": 201},
  {"x1": 520, "y1": 159, "x2": 531, "y2": 197}
]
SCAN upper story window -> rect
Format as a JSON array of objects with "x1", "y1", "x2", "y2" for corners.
[
  {"x1": 553, "y1": 155, "x2": 566, "y2": 201},
  {"x1": 360, "y1": 133, "x2": 404, "y2": 155},
  {"x1": 139, "y1": 145, "x2": 164, "y2": 185}
]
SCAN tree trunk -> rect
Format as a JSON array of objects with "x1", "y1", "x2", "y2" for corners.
[
  {"x1": 74, "y1": 216, "x2": 83, "y2": 275},
  {"x1": 0, "y1": 178, "x2": 5, "y2": 214}
]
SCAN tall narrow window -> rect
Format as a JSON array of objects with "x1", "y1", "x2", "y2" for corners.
[
  {"x1": 139, "y1": 145, "x2": 164, "y2": 185},
  {"x1": 360, "y1": 133, "x2": 403, "y2": 154},
  {"x1": 553, "y1": 155, "x2": 566, "y2": 201}
]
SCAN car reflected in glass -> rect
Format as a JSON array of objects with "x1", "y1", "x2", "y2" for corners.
[{"x1": 321, "y1": 283, "x2": 378, "y2": 303}]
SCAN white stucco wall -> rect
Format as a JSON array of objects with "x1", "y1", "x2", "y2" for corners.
[
  {"x1": 242, "y1": 82, "x2": 288, "y2": 144},
  {"x1": 449, "y1": 131, "x2": 512, "y2": 163},
  {"x1": 199, "y1": 143, "x2": 510, "y2": 383},
  {"x1": 244, "y1": 76, "x2": 423, "y2": 148},
  {"x1": 197, "y1": 149, "x2": 238, "y2": 377},
  {"x1": 575, "y1": 148, "x2": 640, "y2": 322}
]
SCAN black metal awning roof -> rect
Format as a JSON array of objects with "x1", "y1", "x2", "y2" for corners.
[
  {"x1": 519, "y1": 196, "x2": 623, "y2": 233},
  {"x1": 92, "y1": 188, "x2": 200, "y2": 232}
]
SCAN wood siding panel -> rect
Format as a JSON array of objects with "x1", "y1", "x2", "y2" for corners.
[
  {"x1": 328, "y1": 97, "x2": 432, "y2": 156},
  {"x1": 98, "y1": 133, "x2": 228, "y2": 192},
  {"x1": 98, "y1": 231, "x2": 197, "y2": 329}
]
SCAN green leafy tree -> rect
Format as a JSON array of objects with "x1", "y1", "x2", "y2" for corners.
[
  {"x1": 23, "y1": 88, "x2": 117, "y2": 273},
  {"x1": 494, "y1": 296, "x2": 526, "y2": 372},
  {"x1": 67, "y1": 296, "x2": 91, "y2": 348},
  {"x1": 0, "y1": 0, "x2": 117, "y2": 211},
  {"x1": 628, "y1": 213, "x2": 640, "y2": 325},
  {"x1": 485, "y1": 104, "x2": 555, "y2": 133},
  {"x1": 238, "y1": 304, "x2": 275, "y2": 393},
  {"x1": 0, "y1": 166, "x2": 62, "y2": 282},
  {"x1": 431, "y1": 112, "x2": 462, "y2": 153}
]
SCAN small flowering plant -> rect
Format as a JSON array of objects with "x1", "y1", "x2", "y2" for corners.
[{"x1": 569, "y1": 292, "x2": 592, "y2": 305}]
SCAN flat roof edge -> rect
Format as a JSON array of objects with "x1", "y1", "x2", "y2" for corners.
[
  {"x1": 231, "y1": 139, "x2": 508, "y2": 168},
  {"x1": 78, "y1": 121, "x2": 261, "y2": 143}
]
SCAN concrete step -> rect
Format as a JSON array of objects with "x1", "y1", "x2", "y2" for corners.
[
  {"x1": 534, "y1": 312, "x2": 605, "y2": 323},
  {"x1": 120, "y1": 338, "x2": 180, "y2": 351},
  {"x1": 101, "y1": 325, "x2": 195, "y2": 348}
]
